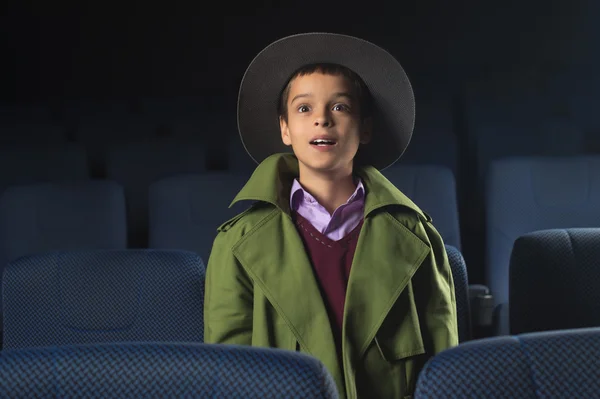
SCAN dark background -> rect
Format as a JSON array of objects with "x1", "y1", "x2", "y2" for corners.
[{"x1": 1, "y1": 2, "x2": 599, "y2": 284}]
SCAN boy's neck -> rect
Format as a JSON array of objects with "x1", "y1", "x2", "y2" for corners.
[{"x1": 298, "y1": 166, "x2": 358, "y2": 215}]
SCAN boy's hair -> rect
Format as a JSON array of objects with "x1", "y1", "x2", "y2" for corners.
[{"x1": 277, "y1": 63, "x2": 373, "y2": 123}]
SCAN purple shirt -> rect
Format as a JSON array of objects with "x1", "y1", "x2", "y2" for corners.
[{"x1": 290, "y1": 178, "x2": 365, "y2": 241}]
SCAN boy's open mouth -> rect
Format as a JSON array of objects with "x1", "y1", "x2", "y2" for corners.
[{"x1": 309, "y1": 139, "x2": 337, "y2": 146}]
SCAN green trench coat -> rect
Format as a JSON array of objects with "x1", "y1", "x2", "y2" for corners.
[{"x1": 204, "y1": 153, "x2": 458, "y2": 398}]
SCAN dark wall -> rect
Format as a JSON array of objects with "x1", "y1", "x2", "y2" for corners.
[{"x1": 2, "y1": 1, "x2": 596, "y2": 106}]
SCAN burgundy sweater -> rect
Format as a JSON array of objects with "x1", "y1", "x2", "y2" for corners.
[{"x1": 293, "y1": 211, "x2": 364, "y2": 358}]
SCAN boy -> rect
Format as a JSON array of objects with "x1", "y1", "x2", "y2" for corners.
[{"x1": 205, "y1": 33, "x2": 458, "y2": 398}]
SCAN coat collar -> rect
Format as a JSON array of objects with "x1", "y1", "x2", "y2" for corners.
[{"x1": 230, "y1": 153, "x2": 429, "y2": 220}]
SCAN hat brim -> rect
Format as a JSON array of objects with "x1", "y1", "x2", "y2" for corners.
[{"x1": 237, "y1": 32, "x2": 415, "y2": 171}]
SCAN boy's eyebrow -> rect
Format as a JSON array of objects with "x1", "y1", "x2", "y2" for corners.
[
  {"x1": 290, "y1": 93, "x2": 312, "y2": 104},
  {"x1": 332, "y1": 92, "x2": 354, "y2": 101},
  {"x1": 290, "y1": 92, "x2": 354, "y2": 104}
]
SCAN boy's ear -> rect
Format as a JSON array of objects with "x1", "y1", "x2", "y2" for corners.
[
  {"x1": 360, "y1": 117, "x2": 372, "y2": 145},
  {"x1": 280, "y1": 116, "x2": 292, "y2": 146}
]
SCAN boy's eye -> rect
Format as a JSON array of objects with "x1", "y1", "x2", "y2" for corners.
[
  {"x1": 298, "y1": 105, "x2": 310, "y2": 113},
  {"x1": 333, "y1": 104, "x2": 349, "y2": 112}
]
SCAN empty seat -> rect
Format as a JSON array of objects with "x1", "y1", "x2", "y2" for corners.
[
  {"x1": 0, "y1": 144, "x2": 89, "y2": 193},
  {"x1": 0, "y1": 342, "x2": 338, "y2": 398},
  {"x1": 415, "y1": 327, "x2": 600, "y2": 398},
  {"x1": 75, "y1": 117, "x2": 160, "y2": 175},
  {"x1": 510, "y1": 228, "x2": 600, "y2": 335},
  {"x1": 0, "y1": 181, "x2": 127, "y2": 267},
  {"x1": 0, "y1": 181, "x2": 127, "y2": 331},
  {"x1": 445, "y1": 245, "x2": 471, "y2": 342},
  {"x1": 106, "y1": 137, "x2": 207, "y2": 247},
  {"x1": 149, "y1": 173, "x2": 251, "y2": 260},
  {"x1": 3, "y1": 249, "x2": 205, "y2": 349},
  {"x1": 382, "y1": 165, "x2": 461, "y2": 249},
  {"x1": 475, "y1": 116, "x2": 583, "y2": 178},
  {"x1": 486, "y1": 156, "x2": 600, "y2": 335},
  {"x1": 464, "y1": 79, "x2": 584, "y2": 188}
]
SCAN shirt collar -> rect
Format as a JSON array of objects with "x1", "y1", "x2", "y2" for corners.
[{"x1": 290, "y1": 178, "x2": 365, "y2": 211}]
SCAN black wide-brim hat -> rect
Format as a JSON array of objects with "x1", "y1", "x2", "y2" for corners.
[{"x1": 237, "y1": 32, "x2": 415, "y2": 171}]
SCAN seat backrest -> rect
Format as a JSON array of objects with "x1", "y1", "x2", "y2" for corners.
[
  {"x1": 75, "y1": 117, "x2": 160, "y2": 173},
  {"x1": 415, "y1": 327, "x2": 600, "y2": 399},
  {"x1": 3, "y1": 249, "x2": 205, "y2": 349},
  {"x1": 105, "y1": 137, "x2": 207, "y2": 247},
  {"x1": 382, "y1": 165, "x2": 461, "y2": 249},
  {"x1": 486, "y1": 156, "x2": 600, "y2": 334},
  {"x1": 445, "y1": 245, "x2": 471, "y2": 342},
  {"x1": 0, "y1": 342, "x2": 339, "y2": 398},
  {"x1": 464, "y1": 80, "x2": 584, "y2": 184},
  {"x1": 0, "y1": 144, "x2": 89, "y2": 193},
  {"x1": 0, "y1": 181, "x2": 127, "y2": 267},
  {"x1": 509, "y1": 228, "x2": 600, "y2": 335},
  {"x1": 148, "y1": 173, "x2": 250, "y2": 261}
]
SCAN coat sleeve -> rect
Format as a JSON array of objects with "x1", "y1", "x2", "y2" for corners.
[
  {"x1": 204, "y1": 231, "x2": 254, "y2": 345},
  {"x1": 412, "y1": 219, "x2": 459, "y2": 356}
]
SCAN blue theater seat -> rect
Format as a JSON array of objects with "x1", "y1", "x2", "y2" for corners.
[
  {"x1": 509, "y1": 228, "x2": 600, "y2": 335},
  {"x1": 148, "y1": 173, "x2": 251, "y2": 261},
  {"x1": 382, "y1": 165, "x2": 461, "y2": 250},
  {"x1": 0, "y1": 342, "x2": 338, "y2": 398},
  {"x1": 486, "y1": 155, "x2": 600, "y2": 335},
  {"x1": 415, "y1": 328, "x2": 600, "y2": 398},
  {"x1": 445, "y1": 245, "x2": 472, "y2": 342},
  {"x1": 3, "y1": 249, "x2": 205, "y2": 349},
  {"x1": 105, "y1": 137, "x2": 207, "y2": 247},
  {"x1": 0, "y1": 181, "x2": 126, "y2": 267},
  {"x1": 0, "y1": 144, "x2": 89, "y2": 194}
]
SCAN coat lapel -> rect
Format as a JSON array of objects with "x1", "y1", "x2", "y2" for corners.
[
  {"x1": 343, "y1": 214, "x2": 429, "y2": 359},
  {"x1": 343, "y1": 165, "x2": 431, "y2": 359},
  {"x1": 231, "y1": 210, "x2": 343, "y2": 387}
]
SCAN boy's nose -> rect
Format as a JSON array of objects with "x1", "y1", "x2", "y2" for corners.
[{"x1": 313, "y1": 111, "x2": 332, "y2": 127}]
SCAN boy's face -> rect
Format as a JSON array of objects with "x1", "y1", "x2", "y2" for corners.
[{"x1": 279, "y1": 72, "x2": 371, "y2": 176}]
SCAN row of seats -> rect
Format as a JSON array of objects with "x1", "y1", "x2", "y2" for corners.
[
  {"x1": 11, "y1": 224, "x2": 596, "y2": 351},
  {"x1": 0, "y1": 143, "x2": 461, "y2": 253},
  {"x1": 0, "y1": 246, "x2": 470, "y2": 348},
  {"x1": 3, "y1": 327, "x2": 599, "y2": 398},
  {"x1": 2, "y1": 227, "x2": 599, "y2": 396},
  {"x1": 1, "y1": 150, "x2": 600, "y2": 336},
  {"x1": 0, "y1": 184, "x2": 596, "y2": 346}
]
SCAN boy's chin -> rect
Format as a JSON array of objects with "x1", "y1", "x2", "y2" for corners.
[{"x1": 297, "y1": 158, "x2": 353, "y2": 174}]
